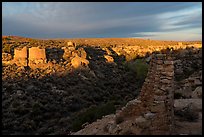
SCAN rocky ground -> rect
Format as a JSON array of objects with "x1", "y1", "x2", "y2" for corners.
[
  {"x1": 2, "y1": 36, "x2": 202, "y2": 135},
  {"x1": 73, "y1": 48, "x2": 202, "y2": 135},
  {"x1": 2, "y1": 46, "x2": 146, "y2": 135}
]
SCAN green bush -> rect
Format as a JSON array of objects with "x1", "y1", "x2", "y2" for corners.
[
  {"x1": 71, "y1": 101, "x2": 116, "y2": 132},
  {"x1": 5, "y1": 37, "x2": 11, "y2": 41},
  {"x1": 124, "y1": 59, "x2": 149, "y2": 80}
]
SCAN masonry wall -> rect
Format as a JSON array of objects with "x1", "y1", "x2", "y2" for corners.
[
  {"x1": 29, "y1": 47, "x2": 46, "y2": 61},
  {"x1": 13, "y1": 47, "x2": 28, "y2": 66},
  {"x1": 120, "y1": 53, "x2": 175, "y2": 134},
  {"x1": 28, "y1": 47, "x2": 47, "y2": 68},
  {"x1": 139, "y1": 53, "x2": 175, "y2": 134}
]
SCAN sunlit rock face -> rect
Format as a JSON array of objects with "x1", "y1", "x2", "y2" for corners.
[
  {"x1": 67, "y1": 41, "x2": 75, "y2": 47},
  {"x1": 71, "y1": 55, "x2": 89, "y2": 69}
]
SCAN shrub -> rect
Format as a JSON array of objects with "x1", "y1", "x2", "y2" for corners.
[
  {"x1": 5, "y1": 37, "x2": 11, "y2": 41},
  {"x1": 134, "y1": 59, "x2": 149, "y2": 79},
  {"x1": 71, "y1": 101, "x2": 116, "y2": 132},
  {"x1": 124, "y1": 59, "x2": 149, "y2": 80}
]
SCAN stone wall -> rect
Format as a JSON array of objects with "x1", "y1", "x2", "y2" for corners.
[
  {"x1": 28, "y1": 47, "x2": 46, "y2": 61},
  {"x1": 13, "y1": 47, "x2": 28, "y2": 66},
  {"x1": 3, "y1": 46, "x2": 47, "y2": 68},
  {"x1": 117, "y1": 53, "x2": 175, "y2": 135},
  {"x1": 139, "y1": 54, "x2": 174, "y2": 134},
  {"x1": 28, "y1": 47, "x2": 47, "y2": 68}
]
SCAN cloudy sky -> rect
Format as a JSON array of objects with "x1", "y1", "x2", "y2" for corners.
[{"x1": 2, "y1": 2, "x2": 202, "y2": 41}]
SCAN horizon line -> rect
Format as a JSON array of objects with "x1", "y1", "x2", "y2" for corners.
[{"x1": 2, "y1": 35, "x2": 202, "y2": 42}]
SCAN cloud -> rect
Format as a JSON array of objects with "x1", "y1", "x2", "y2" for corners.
[
  {"x1": 2, "y1": 2, "x2": 202, "y2": 40},
  {"x1": 133, "y1": 28, "x2": 202, "y2": 41}
]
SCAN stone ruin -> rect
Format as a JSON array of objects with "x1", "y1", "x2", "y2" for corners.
[
  {"x1": 3, "y1": 46, "x2": 47, "y2": 68},
  {"x1": 3, "y1": 44, "x2": 90, "y2": 69},
  {"x1": 62, "y1": 46, "x2": 89, "y2": 69},
  {"x1": 74, "y1": 53, "x2": 175, "y2": 135},
  {"x1": 28, "y1": 47, "x2": 47, "y2": 68},
  {"x1": 13, "y1": 47, "x2": 28, "y2": 66},
  {"x1": 62, "y1": 47, "x2": 76, "y2": 60},
  {"x1": 120, "y1": 53, "x2": 175, "y2": 135}
]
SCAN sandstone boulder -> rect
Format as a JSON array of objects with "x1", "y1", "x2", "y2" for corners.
[
  {"x1": 104, "y1": 55, "x2": 114, "y2": 63},
  {"x1": 174, "y1": 102, "x2": 200, "y2": 122},
  {"x1": 135, "y1": 116, "x2": 150, "y2": 128},
  {"x1": 67, "y1": 41, "x2": 75, "y2": 47},
  {"x1": 103, "y1": 48, "x2": 112, "y2": 55},
  {"x1": 192, "y1": 86, "x2": 202, "y2": 99},
  {"x1": 62, "y1": 46, "x2": 76, "y2": 60},
  {"x1": 63, "y1": 50, "x2": 72, "y2": 60},
  {"x1": 174, "y1": 99, "x2": 202, "y2": 111},
  {"x1": 71, "y1": 56, "x2": 89, "y2": 69},
  {"x1": 175, "y1": 87, "x2": 193, "y2": 98}
]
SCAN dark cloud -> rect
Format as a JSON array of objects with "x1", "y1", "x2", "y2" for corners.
[{"x1": 2, "y1": 2, "x2": 202, "y2": 40}]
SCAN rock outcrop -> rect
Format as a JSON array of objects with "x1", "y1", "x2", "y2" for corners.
[
  {"x1": 67, "y1": 41, "x2": 75, "y2": 47},
  {"x1": 62, "y1": 47, "x2": 76, "y2": 60},
  {"x1": 71, "y1": 55, "x2": 89, "y2": 69},
  {"x1": 104, "y1": 55, "x2": 114, "y2": 63}
]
